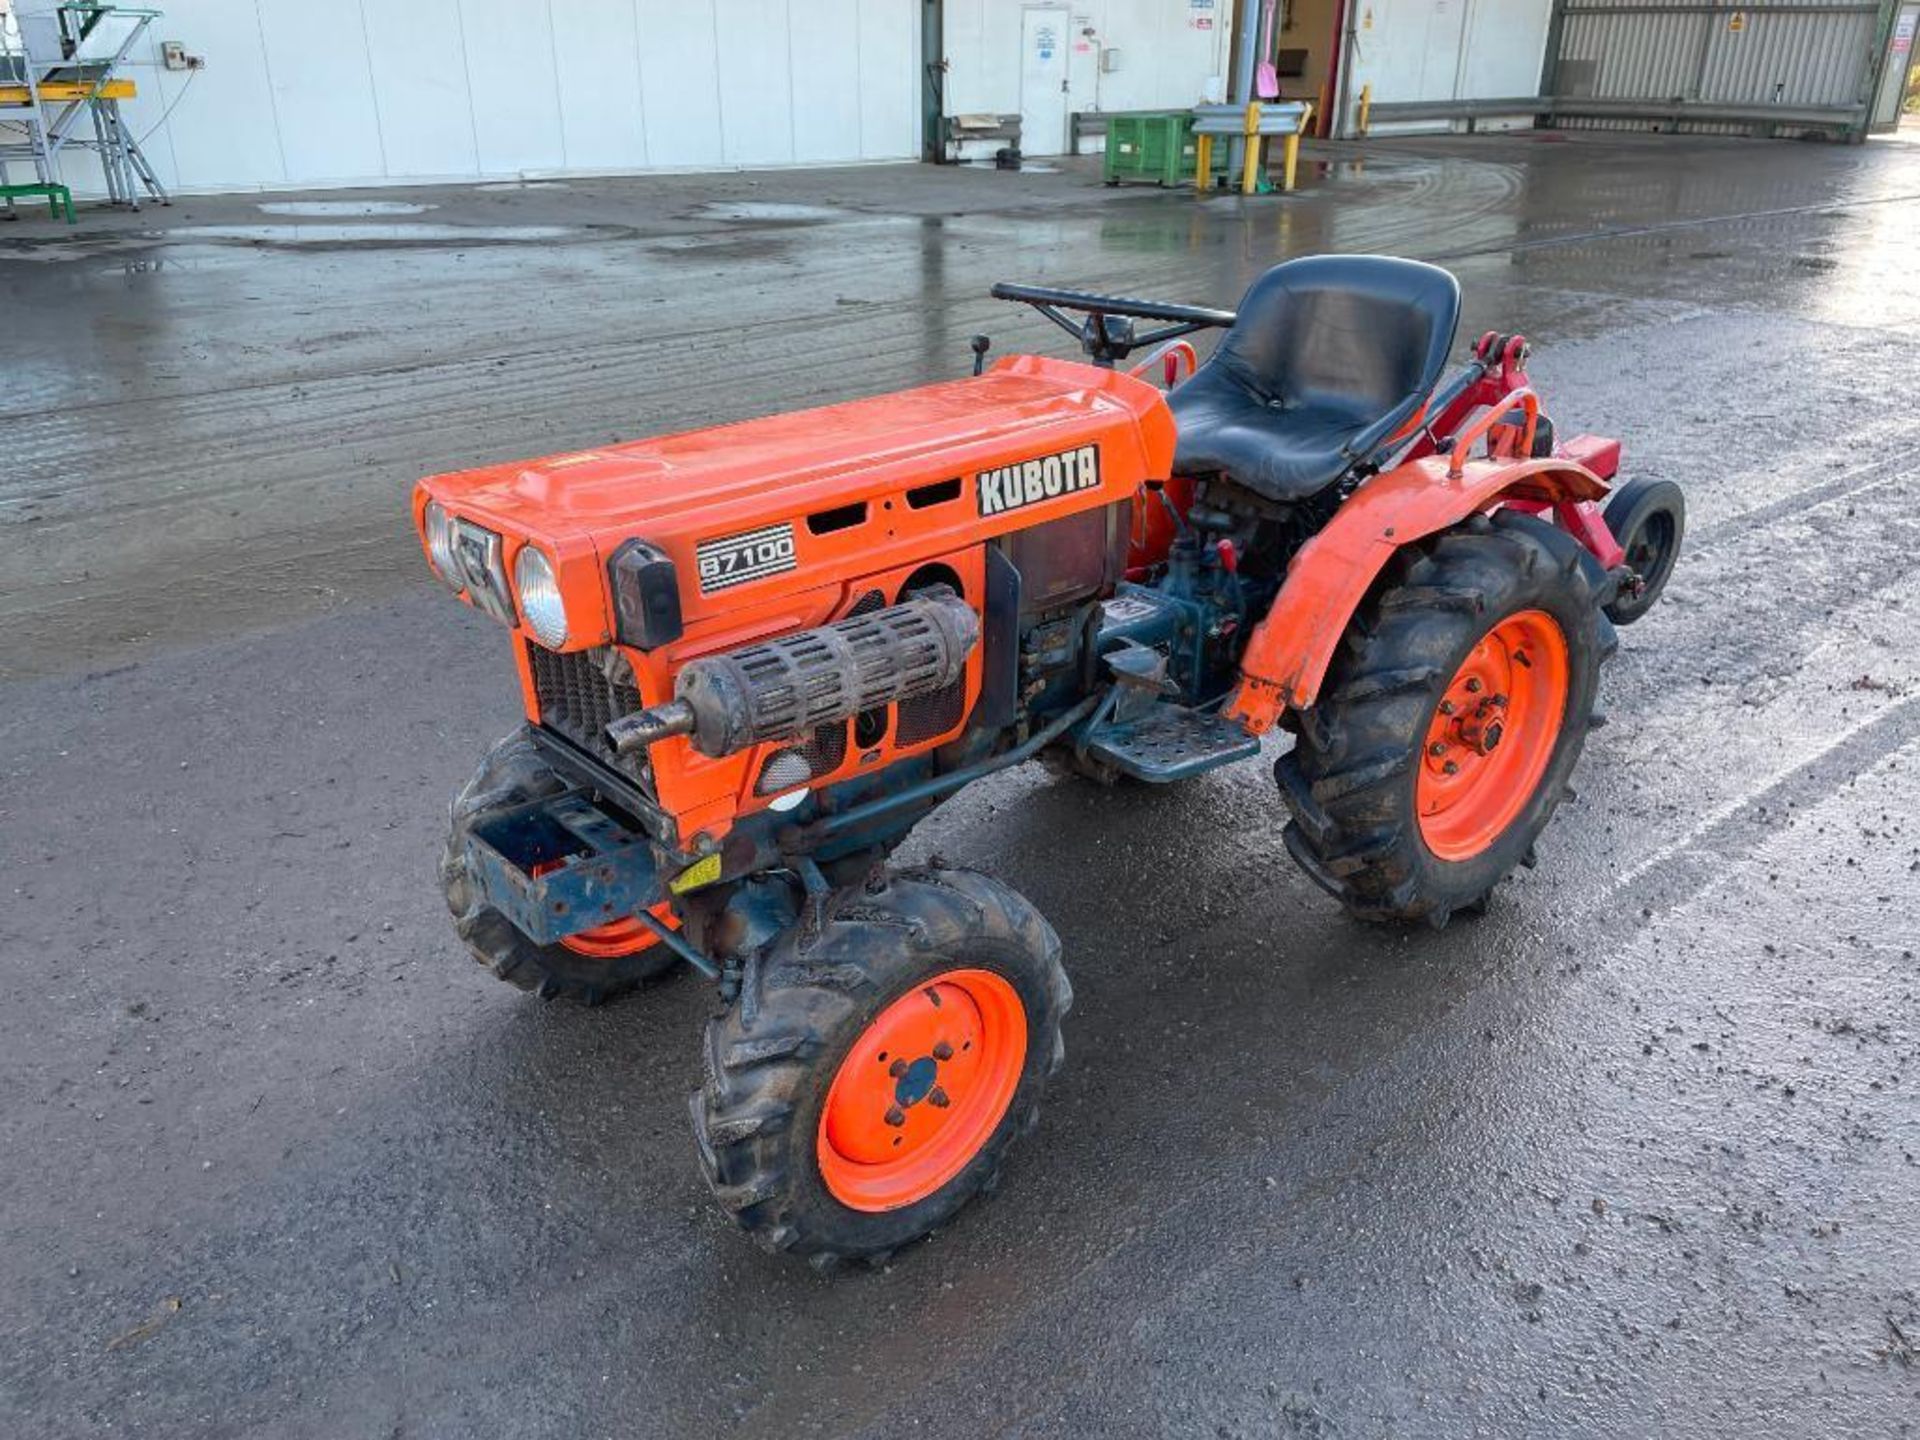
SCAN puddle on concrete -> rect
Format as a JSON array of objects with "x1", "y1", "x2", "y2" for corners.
[
  {"x1": 167, "y1": 223, "x2": 586, "y2": 244},
  {"x1": 475, "y1": 180, "x2": 572, "y2": 192},
  {"x1": 954, "y1": 160, "x2": 1061, "y2": 174},
  {"x1": 1, "y1": 222, "x2": 608, "y2": 261},
  {"x1": 689, "y1": 200, "x2": 846, "y2": 223},
  {"x1": 257, "y1": 200, "x2": 435, "y2": 216}
]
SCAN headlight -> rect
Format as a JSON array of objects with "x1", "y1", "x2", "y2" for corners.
[
  {"x1": 514, "y1": 545, "x2": 568, "y2": 648},
  {"x1": 423, "y1": 501, "x2": 459, "y2": 586}
]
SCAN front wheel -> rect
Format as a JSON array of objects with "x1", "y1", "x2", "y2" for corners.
[
  {"x1": 440, "y1": 730, "x2": 681, "y2": 1005},
  {"x1": 692, "y1": 867, "x2": 1069, "y2": 1266},
  {"x1": 1277, "y1": 511, "x2": 1611, "y2": 926}
]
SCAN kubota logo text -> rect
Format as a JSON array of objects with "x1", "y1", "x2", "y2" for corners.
[{"x1": 976, "y1": 445, "x2": 1101, "y2": 517}]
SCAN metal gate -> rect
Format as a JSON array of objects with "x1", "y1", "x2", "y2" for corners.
[{"x1": 1543, "y1": 1, "x2": 1901, "y2": 138}]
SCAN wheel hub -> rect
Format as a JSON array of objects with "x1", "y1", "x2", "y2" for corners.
[
  {"x1": 1416, "y1": 610, "x2": 1571, "y2": 862},
  {"x1": 817, "y1": 969, "x2": 1028, "y2": 1212},
  {"x1": 1452, "y1": 698, "x2": 1509, "y2": 756},
  {"x1": 893, "y1": 1055, "x2": 941, "y2": 1109}
]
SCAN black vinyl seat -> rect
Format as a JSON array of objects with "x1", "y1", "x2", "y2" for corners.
[{"x1": 1168, "y1": 255, "x2": 1461, "y2": 502}]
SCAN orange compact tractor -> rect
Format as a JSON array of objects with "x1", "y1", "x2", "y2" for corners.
[{"x1": 417, "y1": 257, "x2": 1683, "y2": 1265}]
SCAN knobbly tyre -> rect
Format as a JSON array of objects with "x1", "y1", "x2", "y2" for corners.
[{"x1": 417, "y1": 256, "x2": 1684, "y2": 1267}]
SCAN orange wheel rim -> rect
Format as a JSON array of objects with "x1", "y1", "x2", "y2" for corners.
[
  {"x1": 531, "y1": 859, "x2": 675, "y2": 958},
  {"x1": 817, "y1": 969, "x2": 1028, "y2": 1213},
  {"x1": 1415, "y1": 609, "x2": 1569, "y2": 862},
  {"x1": 554, "y1": 902, "x2": 677, "y2": 958}
]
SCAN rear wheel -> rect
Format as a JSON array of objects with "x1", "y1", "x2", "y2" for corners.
[
  {"x1": 1277, "y1": 511, "x2": 1610, "y2": 925},
  {"x1": 693, "y1": 867, "x2": 1068, "y2": 1266},
  {"x1": 440, "y1": 730, "x2": 680, "y2": 1005}
]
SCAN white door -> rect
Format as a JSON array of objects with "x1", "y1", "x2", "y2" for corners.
[{"x1": 1020, "y1": 7, "x2": 1071, "y2": 157}]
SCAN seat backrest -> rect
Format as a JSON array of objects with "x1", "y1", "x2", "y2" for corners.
[{"x1": 1213, "y1": 255, "x2": 1460, "y2": 425}]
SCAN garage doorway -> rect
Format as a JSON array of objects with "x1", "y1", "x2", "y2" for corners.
[{"x1": 1270, "y1": 0, "x2": 1348, "y2": 137}]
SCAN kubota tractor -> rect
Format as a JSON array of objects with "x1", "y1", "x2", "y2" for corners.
[{"x1": 417, "y1": 256, "x2": 1682, "y2": 1266}]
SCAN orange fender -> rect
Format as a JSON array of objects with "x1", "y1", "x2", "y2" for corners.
[{"x1": 1225, "y1": 456, "x2": 1610, "y2": 731}]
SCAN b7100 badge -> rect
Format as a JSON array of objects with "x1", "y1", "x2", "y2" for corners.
[{"x1": 696, "y1": 522, "x2": 797, "y2": 593}]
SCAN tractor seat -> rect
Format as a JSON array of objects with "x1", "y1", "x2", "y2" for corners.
[{"x1": 1169, "y1": 255, "x2": 1461, "y2": 502}]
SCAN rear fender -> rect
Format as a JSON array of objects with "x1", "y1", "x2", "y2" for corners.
[{"x1": 1225, "y1": 456, "x2": 1610, "y2": 730}]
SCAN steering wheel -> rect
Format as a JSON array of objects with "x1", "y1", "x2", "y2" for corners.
[{"x1": 990, "y1": 282, "x2": 1236, "y2": 367}]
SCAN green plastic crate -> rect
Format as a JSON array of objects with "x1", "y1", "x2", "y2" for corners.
[{"x1": 1102, "y1": 112, "x2": 1229, "y2": 187}]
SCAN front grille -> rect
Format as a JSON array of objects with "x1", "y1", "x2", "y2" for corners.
[{"x1": 527, "y1": 643, "x2": 647, "y2": 780}]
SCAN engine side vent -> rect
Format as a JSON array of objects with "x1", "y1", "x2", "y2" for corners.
[
  {"x1": 847, "y1": 589, "x2": 887, "y2": 617},
  {"x1": 896, "y1": 677, "x2": 967, "y2": 746},
  {"x1": 758, "y1": 722, "x2": 848, "y2": 795},
  {"x1": 906, "y1": 477, "x2": 963, "y2": 510},
  {"x1": 800, "y1": 719, "x2": 849, "y2": 775}
]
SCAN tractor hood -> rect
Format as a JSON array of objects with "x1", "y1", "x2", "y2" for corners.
[{"x1": 414, "y1": 355, "x2": 1175, "y2": 642}]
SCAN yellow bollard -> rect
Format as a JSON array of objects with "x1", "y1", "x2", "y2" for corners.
[
  {"x1": 1194, "y1": 132, "x2": 1214, "y2": 193},
  {"x1": 1241, "y1": 102, "x2": 1263, "y2": 196},
  {"x1": 1358, "y1": 83, "x2": 1373, "y2": 137},
  {"x1": 1280, "y1": 102, "x2": 1313, "y2": 192}
]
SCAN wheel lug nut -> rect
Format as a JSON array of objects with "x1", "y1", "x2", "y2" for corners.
[
  {"x1": 927, "y1": 1087, "x2": 950, "y2": 1108},
  {"x1": 888, "y1": 1058, "x2": 908, "y2": 1078},
  {"x1": 1465, "y1": 678, "x2": 1483, "y2": 693},
  {"x1": 884, "y1": 1105, "x2": 907, "y2": 1127},
  {"x1": 932, "y1": 1041, "x2": 954, "y2": 1061},
  {"x1": 1429, "y1": 742, "x2": 1447, "y2": 757},
  {"x1": 1438, "y1": 700, "x2": 1455, "y2": 715},
  {"x1": 1443, "y1": 761, "x2": 1459, "y2": 775}
]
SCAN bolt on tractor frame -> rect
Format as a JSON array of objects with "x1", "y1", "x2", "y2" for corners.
[{"x1": 416, "y1": 255, "x2": 1684, "y2": 1266}]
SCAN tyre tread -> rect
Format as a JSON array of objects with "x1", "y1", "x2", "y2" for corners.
[
  {"x1": 1278, "y1": 515, "x2": 1607, "y2": 923},
  {"x1": 694, "y1": 869, "x2": 1068, "y2": 1264}
]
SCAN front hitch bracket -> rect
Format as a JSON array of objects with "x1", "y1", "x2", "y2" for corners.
[{"x1": 463, "y1": 789, "x2": 670, "y2": 949}]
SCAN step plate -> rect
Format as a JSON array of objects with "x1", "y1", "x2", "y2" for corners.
[{"x1": 1083, "y1": 704, "x2": 1261, "y2": 783}]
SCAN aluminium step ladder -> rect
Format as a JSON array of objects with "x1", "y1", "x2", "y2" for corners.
[{"x1": 0, "y1": 2, "x2": 169, "y2": 217}]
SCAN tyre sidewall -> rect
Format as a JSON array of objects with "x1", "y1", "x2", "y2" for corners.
[
  {"x1": 774, "y1": 931, "x2": 1060, "y2": 1257},
  {"x1": 1399, "y1": 551, "x2": 1601, "y2": 902},
  {"x1": 697, "y1": 870, "x2": 1068, "y2": 1262},
  {"x1": 1282, "y1": 512, "x2": 1606, "y2": 920},
  {"x1": 1603, "y1": 477, "x2": 1685, "y2": 624}
]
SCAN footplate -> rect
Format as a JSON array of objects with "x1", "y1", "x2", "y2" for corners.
[{"x1": 1081, "y1": 704, "x2": 1261, "y2": 783}]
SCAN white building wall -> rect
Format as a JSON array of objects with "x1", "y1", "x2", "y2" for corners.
[
  {"x1": 941, "y1": 0, "x2": 1235, "y2": 121},
  {"x1": 1341, "y1": 0, "x2": 1552, "y2": 133},
  {"x1": 24, "y1": 0, "x2": 920, "y2": 197}
]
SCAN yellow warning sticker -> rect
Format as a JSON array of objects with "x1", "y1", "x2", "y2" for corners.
[{"x1": 670, "y1": 853, "x2": 723, "y2": 894}]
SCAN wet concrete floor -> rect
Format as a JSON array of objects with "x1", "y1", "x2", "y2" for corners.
[{"x1": 2, "y1": 134, "x2": 1918, "y2": 1436}]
